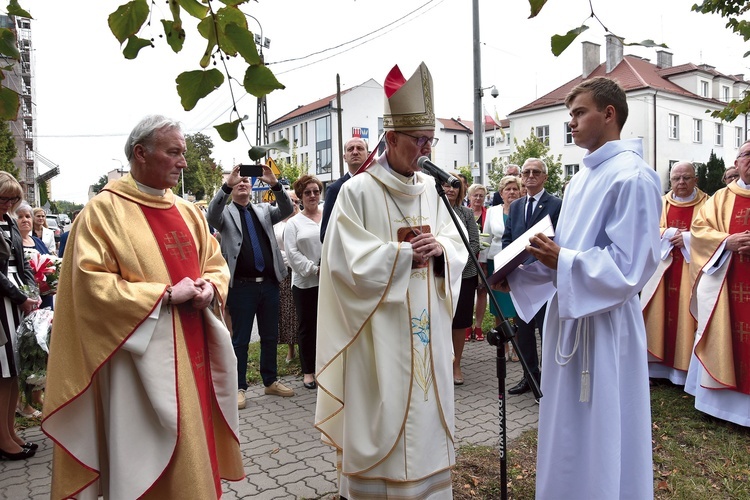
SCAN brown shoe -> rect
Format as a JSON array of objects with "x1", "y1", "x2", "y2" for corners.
[
  {"x1": 264, "y1": 380, "x2": 294, "y2": 397},
  {"x1": 237, "y1": 389, "x2": 247, "y2": 410}
]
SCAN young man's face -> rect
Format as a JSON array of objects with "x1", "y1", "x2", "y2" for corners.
[{"x1": 568, "y1": 91, "x2": 610, "y2": 153}]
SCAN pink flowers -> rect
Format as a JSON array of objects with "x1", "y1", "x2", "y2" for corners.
[{"x1": 26, "y1": 252, "x2": 61, "y2": 296}]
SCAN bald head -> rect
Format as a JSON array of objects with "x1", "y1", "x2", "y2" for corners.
[
  {"x1": 343, "y1": 137, "x2": 368, "y2": 174},
  {"x1": 669, "y1": 162, "x2": 697, "y2": 198}
]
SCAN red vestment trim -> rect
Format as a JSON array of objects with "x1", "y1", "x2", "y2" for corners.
[
  {"x1": 727, "y1": 195, "x2": 750, "y2": 394},
  {"x1": 140, "y1": 204, "x2": 221, "y2": 496},
  {"x1": 662, "y1": 204, "x2": 693, "y2": 368}
]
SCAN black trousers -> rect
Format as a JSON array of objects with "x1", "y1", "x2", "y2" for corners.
[
  {"x1": 515, "y1": 304, "x2": 546, "y2": 380},
  {"x1": 292, "y1": 285, "x2": 319, "y2": 375}
]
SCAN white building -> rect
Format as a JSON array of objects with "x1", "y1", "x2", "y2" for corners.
[{"x1": 508, "y1": 35, "x2": 749, "y2": 191}]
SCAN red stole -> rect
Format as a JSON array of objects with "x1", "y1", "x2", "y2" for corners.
[
  {"x1": 727, "y1": 195, "x2": 750, "y2": 394},
  {"x1": 140, "y1": 205, "x2": 221, "y2": 495},
  {"x1": 662, "y1": 204, "x2": 693, "y2": 368}
]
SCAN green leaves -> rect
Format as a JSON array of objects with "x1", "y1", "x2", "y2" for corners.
[
  {"x1": 122, "y1": 36, "x2": 153, "y2": 60},
  {"x1": 248, "y1": 139, "x2": 290, "y2": 161},
  {"x1": 0, "y1": 86, "x2": 19, "y2": 121},
  {"x1": 108, "y1": 0, "x2": 149, "y2": 45},
  {"x1": 0, "y1": 29, "x2": 19, "y2": 60},
  {"x1": 7, "y1": 0, "x2": 32, "y2": 19},
  {"x1": 623, "y1": 39, "x2": 668, "y2": 49},
  {"x1": 175, "y1": 69, "x2": 224, "y2": 111},
  {"x1": 527, "y1": 0, "x2": 548, "y2": 18},
  {"x1": 176, "y1": 0, "x2": 209, "y2": 18},
  {"x1": 551, "y1": 25, "x2": 589, "y2": 56},
  {"x1": 225, "y1": 23, "x2": 260, "y2": 65},
  {"x1": 214, "y1": 118, "x2": 244, "y2": 142},
  {"x1": 243, "y1": 65, "x2": 285, "y2": 98}
]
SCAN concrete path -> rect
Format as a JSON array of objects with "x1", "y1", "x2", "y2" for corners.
[{"x1": 0, "y1": 339, "x2": 539, "y2": 499}]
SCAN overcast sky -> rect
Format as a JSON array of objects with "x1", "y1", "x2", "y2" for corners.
[{"x1": 29, "y1": 0, "x2": 749, "y2": 204}]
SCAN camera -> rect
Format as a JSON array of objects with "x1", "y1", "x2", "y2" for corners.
[{"x1": 239, "y1": 164, "x2": 264, "y2": 177}]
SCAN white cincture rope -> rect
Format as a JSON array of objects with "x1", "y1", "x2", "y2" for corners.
[{"x1": 555, "y1": 316, "x2": 591, "y2": 403}]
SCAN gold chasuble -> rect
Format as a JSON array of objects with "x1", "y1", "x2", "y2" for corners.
[
  {"x1": 315, "y1": 158, "x2": 467, "y2": 496},
  {"x1": 42, "y1": 175, "x2": 243, "y2": 499},
  {"x1": 643, "y1": 190, "x2": 707, "y2": 377},
  {"x1": 691, "y1": 183, "x2": 750, "y2": 394}
]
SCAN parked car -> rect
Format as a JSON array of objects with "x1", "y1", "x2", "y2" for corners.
[
  {"x1": 46, "y1": 215, "x2": 62, "y2": 243},
  {"x1": 57, "y1": 213, "x2": 70, "y2": 226}
]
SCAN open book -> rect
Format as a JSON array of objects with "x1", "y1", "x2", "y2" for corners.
[{"x1": 487, "y1": 215, "x2": 555, "y2": 286}]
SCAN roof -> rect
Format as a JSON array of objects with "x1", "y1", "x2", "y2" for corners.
[
  {"x1": 269, "y1": 91, "x2": 343, "y2": 127},
  {"x1": 437, "y1": 117, "x2": 471, "y2": 133},
  {"x1": 509, "y1": 55, "x2": 744, "y2": 115},
  {"x1": 438, "y1": 116, "x2": 508, "y2": 134}
]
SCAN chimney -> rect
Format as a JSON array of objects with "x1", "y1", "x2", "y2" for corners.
[
  {"x1": 656, "y1": 50, "x2": 672, "y2": 69},
  {"x1": 582, "y1": 41, "x2": 600, "y2": 78},
  {"x1": 605, "y1": 34, "x2": 623, "y2": 73}
]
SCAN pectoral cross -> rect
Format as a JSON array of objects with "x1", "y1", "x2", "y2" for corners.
[
  {"x1": 164, "y1": 231, "x2": 192, "y2": 261},
  {"x1": 730, "y1": 283, "x2": 750, "y2": 303},
  {"x1": 736, "y1": 321, "x2": 750, "y2": 343},
  {"x1": 671, "y1": 220, "x2": 688, "y2": 231},
  {"x1": 735, "y1": 208, "x2": 750, "y2": 227}
]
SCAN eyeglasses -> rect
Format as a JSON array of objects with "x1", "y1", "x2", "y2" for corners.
[
  {"x1": 0, "y1": 196, "x2": 20, "y2": 204},
  {"x1": 669, "y1": 176, "x2": 695, "y2": 182},
  {"x1": 396, "y1": 131, "x2": 439, "y2": 148},
  {"x1": 724, "y1": 173, "x2": 740, "y2": 182},
  {"x1": 303, "y1": 189, "x2": 320, "y2": 196},
  {"x1": 737, "y1": 151, "x2": 750, "y2": 159},
  {"x1": 521, "y1": 169, "x2": 545, "y2": 177}
]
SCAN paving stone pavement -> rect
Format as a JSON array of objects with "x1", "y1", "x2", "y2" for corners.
[{"x1": 0, "y1": 339, "x2": 539, "y2": 499}]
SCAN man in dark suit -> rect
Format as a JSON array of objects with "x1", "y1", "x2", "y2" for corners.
[
  {"x1": 320, "y1": 137, "x2": 368, "y2": 242},
  {"x1": 491, "y1": 164, "x2": 521, "y2": 206},
  {"x1": 207, "y1": 165, "x2": 294, "y2": 409},
  {"x1": 501, "y1": 158, "x2": 562, "y2": 395}
]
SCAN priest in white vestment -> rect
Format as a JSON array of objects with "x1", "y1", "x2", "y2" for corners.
[
  {"x1": 507, "y1": 78, "x2": 661, "y2": 499},
  {"x1": 315, "y1": 63, "x2": 467, "y2": 499},
  {"x1": 686, "y1": 141, "x2": 750, "y2": 427}
]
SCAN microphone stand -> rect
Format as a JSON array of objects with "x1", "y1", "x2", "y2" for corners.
[{"x1": 433, "y1": 178, "x2": 542, "y2": 500}]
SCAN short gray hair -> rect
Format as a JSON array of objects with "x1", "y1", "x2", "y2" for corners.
[
  {"x1": 523, "y1": 157, "x2": 547, "y2": 174},
  {"x1": 14, "y1": 200, "x2": 32, "y2": 217},
  {"x1": 124, "y1": 115, "x2": 182, "y2": 164}
]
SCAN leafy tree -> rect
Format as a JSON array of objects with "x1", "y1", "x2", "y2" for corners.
[
  {"x1": 507, "y1": 129, "x2": 564, "y2": 195},
  {"x1": 38, "y1": 181, "x2": 48, "y2": 206},
  {"x1": 274, "y1": 143, "x2": 309, "y2": 188},
  {"x1": 695, "y1": 150, "x2": 726, "y2": 195},
  {"x1": 0, "y1": 121, "x2": 18, "y2": 178},
  {"x1": 174, "y1": 132, "x2": 223, "y2": 200},
  {"x1": 488, "y1": 157, "x2": 507, "y2": 191},
  {"x1": 458, "y1": 165, "x2": 473, "y2": 186},
  {"x1": 54, "y1": 200, "x2": 84, "y2": 215},
  {"x1": 91, "y1": 174, "x2": 108, "y2": 194}
]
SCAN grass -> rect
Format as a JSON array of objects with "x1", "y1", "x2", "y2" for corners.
[
  {"x1": 451, "y1": 383, "x2": 750, "y2": 499},
  {"x1": 244, "y1": 341, "x2": 302, "y2": 385}
]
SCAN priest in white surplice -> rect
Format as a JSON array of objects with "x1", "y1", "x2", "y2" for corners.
[
  {"x1": 315, "y1": 63, "x2": 467, "y2": 499},
  {"x1": 505, "y1": 77, "x2": 661, "y2": 499}
]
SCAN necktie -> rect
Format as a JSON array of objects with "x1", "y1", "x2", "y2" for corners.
[
  {"x1": 240, "y1": 205, "x2": 265, "y2": 272},
  {"x1": 525, "y1": 196, "x2": 535, "y2": 229}
]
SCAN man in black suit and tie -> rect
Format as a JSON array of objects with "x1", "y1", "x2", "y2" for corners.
[
  {"x1": 320, "y1": 137, "x2": 368, "y2": 241},
  {"x1": 501, "y1": 158, "x2": 562, "y2": 395}
]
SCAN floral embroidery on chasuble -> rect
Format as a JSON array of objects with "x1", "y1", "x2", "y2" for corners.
[
  {"x1": 140, "y1": 204, "x2": 221, "y2": 494},
  {"x1": 727, "y1": 195, "x2": 750, "y2": 394}
]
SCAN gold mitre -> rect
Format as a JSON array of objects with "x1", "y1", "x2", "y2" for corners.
[{"x1": 383, "y1": 62, "x2": 435, "y2": 131}]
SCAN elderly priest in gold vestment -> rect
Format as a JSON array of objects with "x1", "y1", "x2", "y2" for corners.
[
  {"x1": 642, "y1": 161, "x2": 708, "y2": 385},
  {"x1": 315, "y1": 63, "x2": 467, "y2": 499},
  {"x1": 42, "y1": 116, "x2": 244, "y2": 498},
  {"x1": 686, "y1": 141, "x2": 750, "y2": 427}
]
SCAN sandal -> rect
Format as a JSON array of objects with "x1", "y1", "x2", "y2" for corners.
[
  {"x1": 465, "y1": 327, "x2": 473, "y2": 342},
  {"x1": 510, "y1": 348, "x2": 520, "y2": 362},
  {"x1": 16, "y1": 407, "x2": 42, "y2": 419},
  {"x1": 474, "y1": 327, "x2": 485, "y2": 342}
]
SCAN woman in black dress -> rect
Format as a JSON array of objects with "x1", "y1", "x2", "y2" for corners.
[{"x1": 0, "y1": 172, "x2": 41, "y2": 460}]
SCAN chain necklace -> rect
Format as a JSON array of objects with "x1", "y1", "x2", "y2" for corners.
[{"x1": 384, "y1": 178, "x2": 424, "y2": 236}]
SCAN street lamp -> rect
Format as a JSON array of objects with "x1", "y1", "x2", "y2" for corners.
[{"x1": 111, "y1": 158, "x2": 126, "y2": 177}]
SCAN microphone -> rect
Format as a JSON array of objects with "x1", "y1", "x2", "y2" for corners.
[{"x1": 417, "y1": 156, "x2": 461, "y2": 188}]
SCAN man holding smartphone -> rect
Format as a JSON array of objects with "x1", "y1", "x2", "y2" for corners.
[{"x1": 207, "y1": 164, "x2": 295, "y2": 409}]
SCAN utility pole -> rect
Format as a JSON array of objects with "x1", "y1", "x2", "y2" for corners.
[{"x1": 472, "y1": 0, "x2": 483, "y2": 185}]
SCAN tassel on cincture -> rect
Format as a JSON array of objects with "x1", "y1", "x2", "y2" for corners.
[{"x1": 579, "y1": 370, "x2": 590, "y2": 402}]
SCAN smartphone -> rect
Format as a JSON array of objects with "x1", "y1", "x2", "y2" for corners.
[{"x1": 239, "y1": 164, "x2": 264, "y2": 177}]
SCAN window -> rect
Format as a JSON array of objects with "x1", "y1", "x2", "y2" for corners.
[
  {"x1": 693, "y1": 119, "x2": 702, "y2": 143},
  {"x1": 293, "y1": 125, "x2": 298, "y2": 144},
  {"x1": 278, "y1": 129, "x2": 284, "y2": 139},
  {"x1": 271, "y1": 132, "x2": 276, "y2": 142},
  {"x1": 453, "y1": 134, "x2": 457, "y2": 144},
  {"x1": 535, "y1": 125, "x2": 549, "y2": 144},
  {"x1": 315, "y1": 116, "x2": 332, "y2": 175},
  {"x1": 454, "y1": 160, "x2": 457, "y2": 168},
  {"x1": 736, "y1": 126, "x2": 743, "y2": 148},
  {"x1": 301, "y1": 122, "x2": 308, "y2": 146},
  {"x1": 699, "y1": 80, "x2": 709, "y2": 98},
  {"x1": 564, "y1": 122, "x2": 573, "y2": 145},
  {"x1": 470, "y1": 139, "x2": 473, "y2": 150},
  {"x1": 486, "y1": 136, "x2": 495, "y2": 147},
  {"x1": 715, "y1": 123, "x2": 723, "y2": 146},
  {"x1": 564, "y1": 164, "x2": 579, "y2": 177},
  {"x1": 722, "y1": 86, "x2": 730, "y2": 102},
  {"x1": 668, "y1": 114, "x2": 679, "y2": 140}
]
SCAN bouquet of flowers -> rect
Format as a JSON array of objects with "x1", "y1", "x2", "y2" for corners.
[
  {"x1": 16, "y1": 307, "x2": 53, "y2": 402},
  {"x1": 25, "y1": 252, "x2": 62, "y2": 296}
]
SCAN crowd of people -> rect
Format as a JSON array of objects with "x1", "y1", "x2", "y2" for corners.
[{"x1": 0, "y1": 63, "x2": 745, "y2": 500}]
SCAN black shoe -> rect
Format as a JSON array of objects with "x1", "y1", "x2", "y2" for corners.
[
  {"x1": 0, "y1": 446, "x2": 35, "y2": 460},
  {"x1": 508, "y1": 378, "x2": 531, "y2": 395},
  {"x1": 22, "y1": 442, "x2": 38, "y2": 451},
  {"x1": 303, "y1": 381, "x2": 317, "y2": 389}
]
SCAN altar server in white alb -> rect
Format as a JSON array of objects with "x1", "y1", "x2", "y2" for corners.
[
  {"x1": 506, "y1": 77, "x2": 662, "y2": 499},
  {"x1": 314, "y1": 62, "x2": 467, "y2": 499}
]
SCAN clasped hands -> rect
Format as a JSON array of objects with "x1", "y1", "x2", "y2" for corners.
[
  {"x1": 170, "y1": 277, "x2": 214, "y2": 310},
  {"x1": 410, "y1": 232, "x2": 443, "y2": 266},
  {"x1": 726, "y1": 230, "x2": 750, "y2": 255}
]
